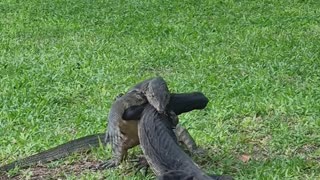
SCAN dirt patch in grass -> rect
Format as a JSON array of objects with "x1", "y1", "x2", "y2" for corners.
[{"x1": 1, "y1": 159, "x2": 102, "y2": 180}]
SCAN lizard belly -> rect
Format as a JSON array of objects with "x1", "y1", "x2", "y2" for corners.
[{"x1": 119, "y1": 120, "x2": 139, "y2": 149}]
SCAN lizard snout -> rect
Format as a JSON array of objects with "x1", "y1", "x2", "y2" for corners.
[{"x1": 157, "y1": 106, "x2": 167, "y2": 114}]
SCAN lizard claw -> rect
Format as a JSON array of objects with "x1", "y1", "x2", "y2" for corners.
[
  {"x1": 92, "y1": 159, "x2": 119, "y2": 170},
  {"x1": 129, "y1": 156, "x2": 149, "y2": 176},
  {"x1": 191, "y1": 147, "x2": 206, "y2": 156}
]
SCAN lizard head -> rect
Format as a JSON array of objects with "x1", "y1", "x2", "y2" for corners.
[{"x1": 143, "y1": 77, "x2": 170, "y2": 114}]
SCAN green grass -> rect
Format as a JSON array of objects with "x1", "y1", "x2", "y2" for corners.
[{"x1": 1, "y1": 0, "x2": 320, "y2": 179}]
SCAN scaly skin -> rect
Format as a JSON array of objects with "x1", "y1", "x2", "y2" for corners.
[
  {"x1": 101, "y1": 77, "x2": 171, "y2": 168},
  {"x1": 0, "y1": 92, "x2": 208, "y2": 172},
  {"x1": 101, "y1": 90, "x2": 148, "y2": 168},
  {"x1": 0, "y1": 77, "x2": 208, "y2": 172},
  {"x1": 123, "y1": 92, "x2": 209, "y2": 155},
  {"x1": 101, "y1": 77, "x2": 207, "y2": 168},
  {"x1": 0, "y1": 133, "x2": 105, "y2": 172},
  {"x1": 138, "y1": 104, "x2": 233, "y2": 180}
]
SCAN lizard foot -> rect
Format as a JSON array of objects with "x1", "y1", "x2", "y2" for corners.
[
  {"x1": 192, "y1": 147, "x2": 206, "y2": 156},
  {"x1": 91, "y1": 159, "x2": 120, "y2": 170},
  {"x1": 129, "y1": 156, "x2": 149, "y2": 176}
]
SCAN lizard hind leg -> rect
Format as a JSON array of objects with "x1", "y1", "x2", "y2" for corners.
[
  {"x1": 97, "y1": 147, "x2": 127, "y2": 169},
  {"x1": 97, "y1": 133, "x2": 127, "y2": 169}
]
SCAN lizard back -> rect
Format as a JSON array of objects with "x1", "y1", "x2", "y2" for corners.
[{"x1": 138, "y1": 104, "x2": 212, "y2": 179}]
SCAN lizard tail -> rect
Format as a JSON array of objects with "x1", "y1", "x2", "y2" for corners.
[{"x1": 0, "y1": 133, "x2": 106, "y2": 172}]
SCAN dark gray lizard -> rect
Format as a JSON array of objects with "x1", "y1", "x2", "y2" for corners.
[
  {"x1": 0, "y1": 76, "x2": 208, "y2": 172},
  {"x1": 158, "y1": 170, "x2": 232, "y2": 180},
  {"x1": 138, "y1": 104, "x2": 233, "y2": 180},
  {"x1": 123, "y1": 92, "x2": 209, "y2": 154},
  {"x1": 100, "y1": 77, "x2": 203, "y2": 168},
  {"x1": 0, "y1": 92, "x2": 208, "y2": 172},
  {"x1": 0, "y1": 77, "x2": 167, "y2": 172}
]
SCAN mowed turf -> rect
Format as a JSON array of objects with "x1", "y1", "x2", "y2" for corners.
[{"x1": 0, "y1": 0, "x2": 319, "y2": 179}]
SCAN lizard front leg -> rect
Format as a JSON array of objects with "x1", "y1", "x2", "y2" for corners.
[{"x1": 174, "y1": 124, "x2": 205, "y2": 155}]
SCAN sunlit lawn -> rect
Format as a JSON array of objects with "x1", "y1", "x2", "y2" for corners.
[{"x1": 1, "y1": 0, "x2": 319, "y2": 179}]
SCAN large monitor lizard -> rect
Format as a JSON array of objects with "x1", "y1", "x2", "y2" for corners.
[
  {"x1": 138, "y1": 104, "x2": 233, "y2": 180},
  {"x1": 0, "y1": 85, "x2": 208, "y2": 172},
  {"x1": 0, "y1": 92, "x2": 207, "y2": 172},
  {"x1": 0, "y1": 77, "x2": 164, "y2": 172},
  {"x1": 100, "y1": 77, "x2": 205, "y2": 168},
  {"x1": 122, "y1": 92, "x2": 209, "y2": 153}
]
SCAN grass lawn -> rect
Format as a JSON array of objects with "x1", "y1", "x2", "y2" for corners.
[{"x1": 1, "y1": 0, "x2": 319, "y2": 179}]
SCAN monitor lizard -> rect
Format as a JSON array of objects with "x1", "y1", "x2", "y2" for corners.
[
  {"x1": 138, "y1": 104, "x2": 233, "y2": 180},
  {"x1": 0, "y1": 78, "x2": 208, "y2": 172},
  {"x1": 99, "y1": 77, "x2": 204, "y2": 168}
]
